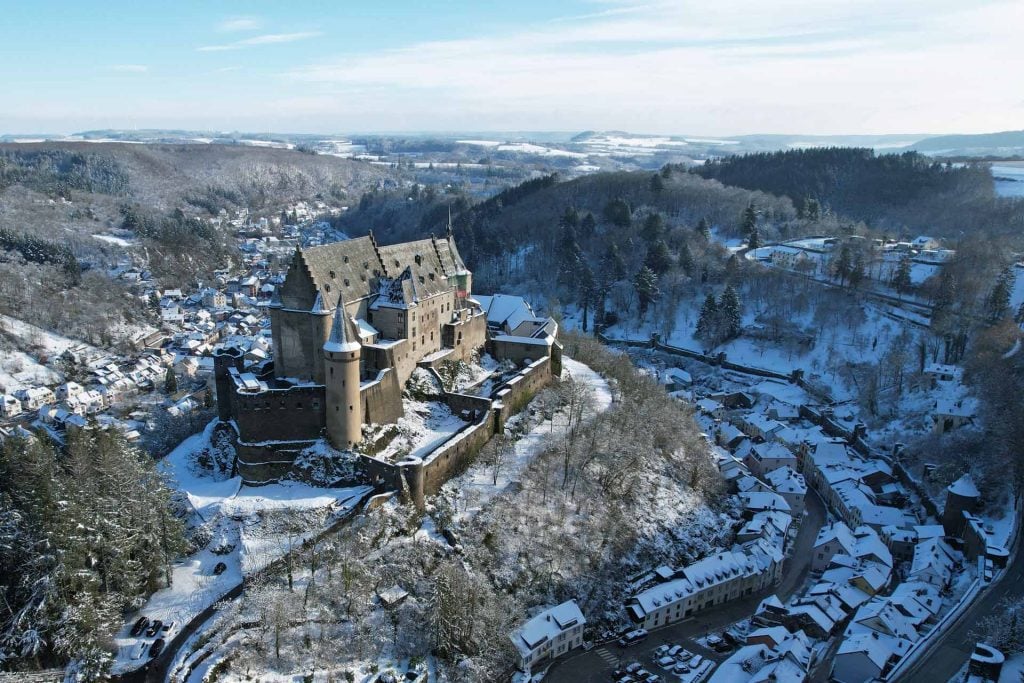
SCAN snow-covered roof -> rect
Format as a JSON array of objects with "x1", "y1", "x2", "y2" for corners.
[
  {"x1": 509, "y1": 600, "x2": 585, "y2": 656},
  {"x1": 948, "y1": 474, "x2": 980, "y2": 498},
  {"x1": 323, "y1": 307, "x2": 360, "y2": 353}
]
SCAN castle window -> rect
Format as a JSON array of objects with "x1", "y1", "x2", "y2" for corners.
[
  {"x1": 312, "y1": 401, "x2": 320, "y2": 409},
  {"x1": 418, "y1": 276, "x2": 425, "y2": 284},
  {"x1": 324, "y1": 283, "x2": 331, "y2": 292},
  {"x1": 330, "y1": 367, "x2": 334, "y2": 376},
  {"x1": 296, "y1": 402, "x2": 302, "y2": 409},
  {"x1": 343, "y1": 255, "x2": 349, "y2": 263},
  {"x1": 329, "y1": 270, "x2": 336, "y2": 279},
  {"x1": 394, "y1": 259, "x2": 400, "y2": 267},
  {"x1": 429, "y1": 272, "x2": 435, "y2": 280},
  {"x1": 344, "y1": 278, "x2": 350, "y2": 287},
  {"x1": 415, "y1": 254, "x2": 422, "y2": 265}
]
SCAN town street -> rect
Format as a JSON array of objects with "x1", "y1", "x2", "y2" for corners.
[{"x1": 545, "y1": 490, "x2": 827, "y2": 683}]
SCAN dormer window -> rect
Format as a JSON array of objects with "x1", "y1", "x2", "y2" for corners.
[
  {"x1": 329, "y1": 270, "x2": 336, "y2": 279},
  {"x1": 344, "y1": 278, "x2": 350, "y2": 287},
  {"x1": 415, "y1": 254, "x2": 422, "y2": 266},
  {"x1": 343, "y1": 255, "x2": 349, "y2": 263},
  {"x1": 428, "y1": 272, "x2": 435, "y2": 280},
  {"x1": 324, "y1": 283, "x2": 331, "y2": 292},
  {"x1": 363, "y1": 261, "x2": 369, "y2": 268}
]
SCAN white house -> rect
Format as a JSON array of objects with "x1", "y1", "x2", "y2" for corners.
[
  {"x1": 0, "y1": 395, "x2": 22, "y2": 418},
  {"x1": 745, "y1": 441, "x2": 798, "y2": 478},
  {"x1": 832, "y1": 631, "x2": 911, "y2": 683},
  {"x1": 509, "y1": 600, "x2": 586, "y2": 674},
  {"x1": 15, "y1": 387, "x2": 55, "y2": 411},
  {"x1": 908, "y1": 537, "x2": 959, "y2": 588}
]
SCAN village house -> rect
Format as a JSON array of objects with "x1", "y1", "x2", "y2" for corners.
[{"x1": 509, "y1": 600, "x2": 586, "y2": 675}]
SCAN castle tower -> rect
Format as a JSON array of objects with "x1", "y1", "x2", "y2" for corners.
[{"x1": 324, "y1": 302, "x2": 362, "y2": 450}]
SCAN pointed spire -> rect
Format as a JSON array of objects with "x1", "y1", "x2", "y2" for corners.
[
  {"x1": 324, "y1": 304, "x2": 360, "y2": 353},
  {"x1": 446, "y1": 204, "x2": 453, "y2": 238},
  {"x1": 310, "y1": 291, "x2": 331, "y2": 315}
]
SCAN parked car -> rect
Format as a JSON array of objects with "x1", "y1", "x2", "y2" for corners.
[
  {"x1": 706, "y1": 635, "x2": 724, "y2": 648},
  {"x1": 654, "y1": 644, "x2": 671, "y2": 658},
  {"x1": 130, "y1": 616, "x2": 150, "y2": 637},
  {"x1": 688, "y1": 655, "x2": 704, "y2": 669},
  {"x1": 149, "y1": 638, "x2": 165, "y2": 657},
  {"x1": 130, "y1": 641, "x2": 148, "y2": 660},
  {"x1": 145, "y1": 620, "x2": 163, "y2": 637},
  {"x1": 667, "y1": 645, "x2": 685, "y2": 658},
  {"x1": 657, "y1": 655, "x2": 676, "y2": 669},
  {"x1": 625, "y1": 662, "x2": 643, "y2": 674},
  {"x1": 213, "y1": 561, "x2": 227, "y2": 575},
  {"x1": 672, "y1": 662, "x2": 690, "y2": 675},
  {"x1": 618, "y1": 629, "x2": 648, "y2": 647}
]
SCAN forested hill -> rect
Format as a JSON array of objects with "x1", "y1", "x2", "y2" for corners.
[
  {"x1": 692, "y1": 148, "x2": 1015, "y2": 236},
  {"x1": 339, "y1": 168, "x2": 794, "y2": 294}
]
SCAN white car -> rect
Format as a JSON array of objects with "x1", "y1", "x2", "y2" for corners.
[{"x1": 657, "y1": 655, "x2": 676, "y2": 669}]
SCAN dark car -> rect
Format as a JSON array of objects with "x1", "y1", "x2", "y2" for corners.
[
  {"x1": 213, "y1": 561, "x2": 227, "y2": 575},
  {"x1": 130, "y1": 616, "x2": 150, "y2": 637},
  {"x1": 145, "y1": 619, "x2": 163, "y2": 637},
  {"x1": 149, "y1": 638, "x2": 165, "y2": 657}
]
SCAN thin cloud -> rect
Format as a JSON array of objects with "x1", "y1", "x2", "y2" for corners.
[
  {"x1": 219, "y1": 16, "x2": 262, "y2": 32},
  {"x1": 111, "y1": 64, "x2": 148, "y2": 73},
  {"x1": 198, "y1": 31, "x2": 322, "y2": 52}
]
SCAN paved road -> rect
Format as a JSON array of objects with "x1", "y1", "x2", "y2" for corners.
[
  {"x1": 893, "y1": 521, "x2": 1023, "y2": 682},
  {"x1": 545, "y1": 491, "x2": 827, "y2": 683}
]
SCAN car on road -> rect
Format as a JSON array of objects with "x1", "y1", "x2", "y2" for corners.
[
  {"x1": 145, "y1": 619, "x2": 163, "y2": 637},
  {"x1": 130, "y1": 616, "x2": 150, "y2": 637},
  {"x1": 149, "y1": 638, "x2": 165, "y2": 657}
]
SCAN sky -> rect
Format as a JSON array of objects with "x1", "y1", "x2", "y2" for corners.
[{"x1": 0, "y1": 0, "x2": 1021, "y2": 136}]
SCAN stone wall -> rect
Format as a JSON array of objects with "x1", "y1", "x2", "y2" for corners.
[
  {"x1": 235, "y1": 439, "x2": 318, "y2": 484},
  {"x1": 361, "y1": 368, "x2": 404, "y2": 425},
  {"x1": 233, "y1": 384, "x2": 326, "y2": 443}
]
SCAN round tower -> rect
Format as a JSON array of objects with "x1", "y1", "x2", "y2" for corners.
[
  {"x1": 942, "y1": 473, "x2": 981, "y2": 537},
  {"x1": 324, "y1": 303, "x2": 362, "y2": 450}
]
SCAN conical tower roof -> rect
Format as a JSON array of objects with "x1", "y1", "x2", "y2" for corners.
[{"x1": 324, "y1": 304, "x2": 360, "y2": 353}]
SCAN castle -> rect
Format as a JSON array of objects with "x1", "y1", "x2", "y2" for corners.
[{"x1": 214, "y1": 231, "x2": 561, "y2": 488}]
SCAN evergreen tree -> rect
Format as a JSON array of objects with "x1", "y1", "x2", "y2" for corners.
[
  {"x1": 649, "y1": 173, "x2": 664, "y2": 192},
  {"x1": 634, "y1": 267, "x2": 660, "y2": 317},
  {"x1": 579, "y1": 212, "x2": 596, "y2": 239},
  {"x1": 892, "y1": 256, "x2": 912, "y2": 299},
  {"x1": 644, "y1": 240, "x2": 674, "y2": 276},
  {"x1": 849, "y1": 253, "x2": 866, "y2": 289},
  {"x1": 740, "y1": 205, "x2": 757, "y2": 237},
  {"x1": 719, "y1": 285, "x2": 742, "y2": 340},
  {"x1": 696, "y1": 217, "x2": 711, "y2": 241},
  {"x1": 640, "y1": 213, "x2": 664, "y2": 242},
  {"x1": 695, "y1": 293, "x2": 718, "y2": 343},
  {"x1": 678, "y1": 243, "x2": 694, "y2": 276},
  {"x1": 164, "y1": 367, "x2": 178, "y2": 394},
  {"x1": 602, "y1": 198, "x2": 632, "y2": 228},
  {"x1": 832, "y1": 245, "x2": 853, "y2": 285},
  {"x1": 748, "y1": 226, "x2": 761, "y2": 249},
  {"x1": 985, "y1": 266, "x2": 1015, "y2": 324}
]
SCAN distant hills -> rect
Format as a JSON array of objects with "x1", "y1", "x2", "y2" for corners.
[{"x1": 1, "y1": 128, "x2": 1021, "y2": 173}]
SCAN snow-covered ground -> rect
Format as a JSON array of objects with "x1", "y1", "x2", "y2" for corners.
[
  {"x1": 437, "y1": 357, "x2": 612, "y2": 520},
  {"x1": 112, "y1": 423, "x2": 372, "y2": 674},
  {"x1": 370, "y1": 398, "x2": 469, "y2": 463}
]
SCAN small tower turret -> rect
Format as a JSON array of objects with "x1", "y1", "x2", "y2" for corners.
[{"x1": 324, "y1": 302, "x2": 362, "y2": 449}]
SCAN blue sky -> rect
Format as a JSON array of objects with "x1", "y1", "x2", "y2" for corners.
[{"x1": 1, "y1": 0, "x2": 1021, "y2": 135}]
